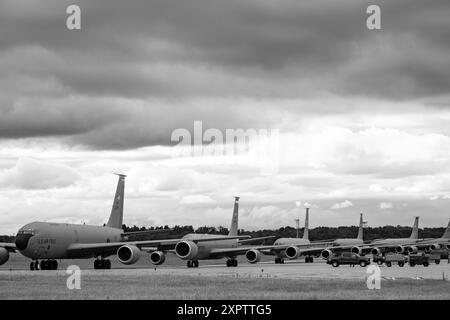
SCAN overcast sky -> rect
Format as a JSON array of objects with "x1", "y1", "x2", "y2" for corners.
[{"x1": 0, "y1": 0, "x2": 450, "y2": 234}]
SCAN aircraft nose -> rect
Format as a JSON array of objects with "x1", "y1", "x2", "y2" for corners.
[{"x1": 15, "y1": 233, "x2": 33, "y2": 251}]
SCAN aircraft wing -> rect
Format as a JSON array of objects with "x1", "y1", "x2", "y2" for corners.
[
  {"x1": 66, "y1": 236, "x2": 249, "y2": 256},
  {"x1": 208, "y1": 244, "x2": 290, "y2": 258},
  {"x1": 355, "y1": 238, "x2": 445, "y2": 254},
  {"x1": 238, "y1": 236, "x2": 275, "y2": 244},
  {"x1": 0, "y1": 243, "x2": 17, "y2": 252}
]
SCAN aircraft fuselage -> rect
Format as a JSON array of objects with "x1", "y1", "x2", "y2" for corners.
[{"x1": 15, "y1": 221, "x2": 122, "y2": 260}]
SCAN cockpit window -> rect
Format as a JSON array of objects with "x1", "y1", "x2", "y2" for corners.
[{"x1": 17, "y1": 229, "x2": 35, "y2": 235}]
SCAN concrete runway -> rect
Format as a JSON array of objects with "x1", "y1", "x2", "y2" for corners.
[{"x1": 1, "y1": 253, "x2": 449, "y2": 280}]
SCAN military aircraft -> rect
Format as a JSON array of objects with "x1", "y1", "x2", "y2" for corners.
[
  {"x1": 261, "y1": 208, "x2": 333, "y2": 264},
  {"x1": 0, "y1": 175, "x2": 255, "y2": 270},
  {"x1": 361, "y1": 216, "x2": 421, "y2": 255},
  {"x1": 397, "y1": 220, "x2": 450, "y2": 253},
  {"x1": 150, "y1": 196, "x2": 276, "y2": 268},
  {"x1": 266, "y1": 213, "x2": 368, "y2": 262}
]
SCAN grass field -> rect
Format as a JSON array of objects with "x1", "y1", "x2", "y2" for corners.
[{"x1": 1, "y1": 272, "x2": 449, "y2": 300}]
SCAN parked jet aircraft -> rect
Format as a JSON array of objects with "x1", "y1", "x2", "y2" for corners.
[
  {"x1": 0, "y1": 175, "x2": 253, "y2": 270},
  {"x1": 151, "y1": 196, "x2": 276, "y2": 268},
  {"x1": 282, "y1": 213, "x2": 367, "y2": 260},
  {"x1": 402, "y1": 220, "x2": 450, "y2": 253},
  {"x1": 263, "y1": 208, "x2": 332, "y2": 264},
  {"x1": 363, "y1": 216, "x2": 420, "y2": 255}
]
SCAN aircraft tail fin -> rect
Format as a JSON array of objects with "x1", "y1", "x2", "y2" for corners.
[
  {"x1": 302, "y1": 208, "x2": 309, "y2": 240},
  {"x1": 106, "y1": 174, "x2": 126, "y2": 229},
  {"x1": 409, "y1": 216, "x2": 419, "y2": 239},
  {"x1": 441, "y1": 219, "x2": 450, "y2": 239},
  {"x1": 228, "y1": 196, "x2": 239, "y2": 236},
  {"x1": 357, "y1": 213, "x2": 364, "y2": 240}
]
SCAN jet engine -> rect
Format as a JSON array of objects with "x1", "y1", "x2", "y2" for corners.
[
  {"x1": 321, "y1": 249, "x2": 332, "y2": 259},
  {"x1": 245, "y1": 249, "x2": 261, "y2": 264},
  {"x1": 430, "y1": 244, "x2": 442, "y2": 250},
  {"x1": 371, "y1": 247, "x2": 381, "y2": 255},
  {"x1": 150, "y1": 251, "x2": 166, "y2": 265},
  {"x1": 395, "y1": 245, "x2": 405, "y2": 254},
  {"x1": 0, "y1": 248, "x2": 9, "y2": 265},
  {"x1": 175, "y1": 240, "x2": 198, "y2": 260},
  {"x1": 407, "y1": 246, "x2": 418, "y2": 254},
  {"x1": 285, "y1": 246, "x2": 301, "y2": 260},
  {"x1": 351, "y1": 246, "x2": 362, "y2": 255},
  {"x1": 117, "y1": 245, "x2": 141, "y2": 265}
]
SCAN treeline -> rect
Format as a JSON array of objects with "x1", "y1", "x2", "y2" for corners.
[
  {"x1": 122, "y1": 224, "x2": 447, "y2": 243},
  {"x1": 0, "y1": 225, "x2": 445, "y2": 243}
]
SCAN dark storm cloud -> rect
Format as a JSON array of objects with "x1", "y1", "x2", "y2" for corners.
[{"x1": 0, "y1": 0, "x2": 449, "y2": 148}]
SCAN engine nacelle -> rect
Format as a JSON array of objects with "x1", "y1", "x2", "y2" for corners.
[
  {"x1": 430, "y1": 243, "x2": 442, "y2": 250},
  {"x1": 117, "y1": 245, "x2": 141, "y2": 265},
  {"x1": 321, "y1": 249, "x2": 332, "y2": 259},
  {"x1": 351, "y1": 246, "x2": 362, "y2": 255},
  {"x1": 371, "y1": 247, "x2": 381, "y2": 256},
  {"x1": 150, "y1": 251, "x2": 166, "y2": 265},
  {"x1": 245, "y1": 249, "x2": 261, "y2": 264},
  {"x1": 175, "y1": 240, "x2": 199, "y2": 260},
  {"x1": 0, "y1": 248, "x2": 9, "y2": 265},
  {"x1": 408, "y1": 246, "x2": 418, "y2": 254},
  {"x1": 395, "y1": 245, "x2": 405, "y2": 254},
  {"x1": 285, "y1": 246, "x2": 301, "y2": 260}
]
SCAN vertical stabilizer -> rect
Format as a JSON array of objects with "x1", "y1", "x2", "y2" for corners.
[
  {"x1": 441, "y1": 219, "x2": 450, "y2": 239},
  {"x1": 228, "y1": 196, "x2": 239, "y2": 236},
  {"x1": 106, "y1": 174, "x2": 126, "y2": 229},
  {"x1": 357, "y1": 213, "x2": 364, "y2": 240},
  {"x1": 303, "y1": 208, "x2": 309, "y2": 240},
  {"x1": 409, "y1": 216, "x2": 419, "y2": 239}
]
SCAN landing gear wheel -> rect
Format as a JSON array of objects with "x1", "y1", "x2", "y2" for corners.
[
  {"x1": 398, "y1": 262, "x2": 404, "y2": 267},
  {"x1": 377, "y1": 260, "x2": 383, "y2": 265},
  {"x1": 332, "y1": 261, "x2": 339, "y2": 267},
  {"x1": 360, "y1": 260, "x2": 367, "y2": 267},
  {"x1": 280, "y1": 258, "x2": 285, "y2": 264},
  {"x1": 275, "y1": 258, "x2": 280, "y2": 264},
  {"x1": 193, "y1": 261, "x2": 199, "y2": 268},
  {"x1": 226, "y1": 259, "x2": 232, "y2": 267},
  {"x1": 423, "y1": 262, "x2": 429, "y2": 267},
  {"x1": 106, "y1": 259, "x2": 111, "y2": 269},
  {"x1": 435, "y1": 260, "x2": 440, "y2": 265},
  {"x1": 386, "y1": 262, "x2": 392, "y2": 267},
  {"x1": 40, "y1": 260, "x2": 47, "y2": 270},
  {"x1": 30, "y1": 262, "x2": 35, "y2": 271},
  {"x1": 187, "y1": 261, "x2": 192, "y2": 268},
  {"x1": 34, "y1": 261, "x2": 39, "y2": 270}
]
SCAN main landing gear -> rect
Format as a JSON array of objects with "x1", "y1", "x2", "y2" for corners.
[
  {"x1": 30, "y1": 260, "x2": 58, "y2": 270},
  {"x1": 187, "y1": 260, "x2": 199, "y2": 268},
  {"x1": 94, "y1": 258, "x2": 111, "y2": 269},
  {"x1": 275, "y1": 258, "x2": 285, "y2": 264},
  {"x1": 226, "y1": 259, "x2": 238, "y2": 267},
  {"x1": 305, "y1": 256, "x2": 314, "y2": 263}
]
